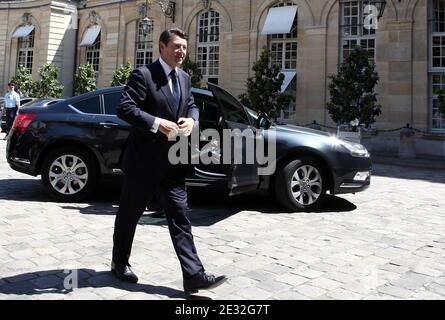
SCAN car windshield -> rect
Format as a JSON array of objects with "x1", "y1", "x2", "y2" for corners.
[
  {"x1": 244, "y1": 106, "x2": 258, "y2": 120},
  {"x1": 243, "y1": 105, "x2": 276, "y2": 127}
]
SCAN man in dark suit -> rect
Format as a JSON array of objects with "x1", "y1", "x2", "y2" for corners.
[{"x1": 111, "y1": 28, "x2": 226, "y2": 296}]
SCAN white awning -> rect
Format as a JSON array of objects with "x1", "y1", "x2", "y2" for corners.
[
  {"x1": 80, "y1": 25, "x2": 101, "y2": 47},
  {"x1": 280, "y1": 71, "x2": 296, "y2": 92},
  {"x1": 12, "y1": 25, "x2": 35, "y2": 38},
  {"x1": 261, "y1": 6, "x2": 297, "y2": 35}
]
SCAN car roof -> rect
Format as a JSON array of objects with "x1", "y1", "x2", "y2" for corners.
[
  {"x1": 64, "y1": 86, "x2": 213, "y2": 102},
  {"x1": 192, "y1": 87, "x2": 212, "y2": 97}
]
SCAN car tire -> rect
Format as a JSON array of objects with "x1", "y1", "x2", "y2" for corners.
[
  {"x1": 275, "y1": 156, "x2": 327, "y2": 211},
  {"x1": 41, "y1": 147, "x2": 98, "y2": 202}
]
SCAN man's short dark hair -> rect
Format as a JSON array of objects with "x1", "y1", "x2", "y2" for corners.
[{"x1": 159, "y1": 28, "x2": 188, "y2": 48}]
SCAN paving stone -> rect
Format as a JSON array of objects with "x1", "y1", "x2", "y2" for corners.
[
  {"x1": 324, "y1": 271, "x2": 356, "y2": 284},
  {"x1": 411, "y1": 289, "x2": 445, "y2": 300},
  {"x1": 390, "y1": 272, "x2": 433, "y2": 291},
  {"x1": 412, "y1": 266, "x2": 443, "y2": 277},
  {"x1": 236, "y1": 286, "x2": 272, "y2": 300},
  {"x1": 30, "y1": 255, "x2": 60, "y2": 267},
  {"x1": 325, "y1": 288, "x2": 364, "y2": 300},
  {"x1": 276, "y1": 273, "x2": 309, "y2": 286},
  {"x1": 64, "y1": 290, "x2": 104, "y2": 300},
  {"x1": 376, "y1": 284, "x2": 413, "y2": 298},
  {"x1": 425, "y1": 283, "x2": 445, "y2": 296},
  {"x1": 243, "y1": 270, "x2": 276, "y2": 282},
  {"x1": 290, "y1": 267, "x2": 325, "y2": 279},
  {"x1": 9, "y1": 249, "x2": 39, "y2": 260},
  {"x1": 31, "y1": 275, "x2": 63, "y2": 289},
  {"x1": 309, "y1": 277, "x2": 343, "y2": 291},
  {"x1": 256, "y1": 279, "x2": 292, "y2": 293},
  {"x1": 0, "y1": 281, "x2": 35, "y2": 295},
  {"x1": 273, "y1": 290, "x2": 311, "y2": 300},
  {"x1": 295, "y1": 284, "x2": 328, "y2": 298},
  {"x1": 226, "y1": 240, "x2": 252, "y2": 249}
]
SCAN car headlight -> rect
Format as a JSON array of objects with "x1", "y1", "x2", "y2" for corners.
[{"x1": 331, "y1": 137, "x2": 370, "y2": 157}]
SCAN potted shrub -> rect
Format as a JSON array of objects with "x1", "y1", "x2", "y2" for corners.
[{"x1": 327, "y1": 46, "x2": 382, "y2": 142}]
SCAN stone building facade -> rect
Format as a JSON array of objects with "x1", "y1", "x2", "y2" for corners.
[{"x1": 0, "y1": 0, "x2": 444, "y2": 147}]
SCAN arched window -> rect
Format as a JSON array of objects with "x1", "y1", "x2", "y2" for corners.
[
  {"x1": 135, "y1": 19, "x2": 154, "y2": 68},
  {"x1": 267, "y1": 1, "x2": 297, "y2": 121},
  {"x1": 16, "y1": 29, "x2": 35, "y2": 73},
  {"x1": 85, "y1": 32, "x2": 101, "y2": 72},
  {"x1": 430, "y1": 0, "x2": 445, "y2": 131},
  {"x1": 196, "y1": 10, "x2": 220, "y2": 85},
  {"x1": 340, "y1": 0, "x2": 376, "y2": 62},
  {"x1": 269, "y1": 2, "x2": 298, "y2": 71}
]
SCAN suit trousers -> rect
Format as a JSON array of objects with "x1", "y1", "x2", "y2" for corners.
[
  {"x1": 112, "y1": 165, "x2": 204, "y2": 279},
  {"x1": 5, "y1": 107, "x2": 17, "y2": 134}
]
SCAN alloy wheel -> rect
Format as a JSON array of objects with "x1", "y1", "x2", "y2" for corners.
[
  {"x1": 48, "y1": 154, "x2": 89, "y2": 195},
  {"x1": 290, "y1": 165, "x2": 323, "y2": 206}
]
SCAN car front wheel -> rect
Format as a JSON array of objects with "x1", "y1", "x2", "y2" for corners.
[
  {"x1": 41, "y1": 147, "x2": 98, "y2": 202},
  {"x1": 275, "y1": 156, "x2": 327, "y2": 211}
]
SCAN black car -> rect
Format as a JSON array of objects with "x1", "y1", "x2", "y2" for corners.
[
  {"x1": 6, "y1": 84, "x2": 371, "y2": 211},
  {"x1": 1, "y1": 97, "x2": 38, "y2": 132}
]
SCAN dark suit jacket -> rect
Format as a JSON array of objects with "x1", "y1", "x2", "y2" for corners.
[{"x1": 117, "y1": 60, "x2": 199, "y2": 176}]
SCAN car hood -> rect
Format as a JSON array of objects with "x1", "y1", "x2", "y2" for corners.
[{"x1": 272, "y1": 123, "x2": 332, "y2": 138}]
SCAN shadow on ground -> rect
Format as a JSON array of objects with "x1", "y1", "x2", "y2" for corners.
[
  {"x1": 0, "y1": 268, "x2": 211, "y2": 300},
  {"x1": 0, "y1": 178, "x2": 357, "y2": 227}
]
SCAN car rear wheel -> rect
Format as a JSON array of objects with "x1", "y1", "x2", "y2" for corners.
[
  {"x1": 275, "y1": 156, "x2": 327, "y2": 211},
  {"x1": 41, "y1": 147, "x2": 98, "y2": 202}
]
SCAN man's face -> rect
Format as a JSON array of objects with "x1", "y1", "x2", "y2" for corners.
[
  {"x1": 160, "y1": 34, "x2": 187, "y2": 69},
  {"x1": 8, "y1": 85, "x2": 14, "y2": 91}
]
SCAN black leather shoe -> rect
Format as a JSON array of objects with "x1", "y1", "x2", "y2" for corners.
[
  {"x1": 183, "y1": 271, "x2": 227, "y2": 295},
  {"x1": 111, "y1": 261, "x2": 139, "y2": 283}
]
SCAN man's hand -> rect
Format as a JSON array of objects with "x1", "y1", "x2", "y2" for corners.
[
  {"x1": 177, "y1": 118, "x2": 195, "y2": 137},
  {"x1": 159, "y1": 119, "x2": 179, "y2": 138}
]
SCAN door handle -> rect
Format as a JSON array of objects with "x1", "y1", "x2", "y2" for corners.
[{"x1": 99, "y1": 122, "x2": 119, "y2": 128}]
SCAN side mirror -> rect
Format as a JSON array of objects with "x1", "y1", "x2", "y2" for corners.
[{"x1": 257, "y1": 112, "x2": 272, "y2": 129}]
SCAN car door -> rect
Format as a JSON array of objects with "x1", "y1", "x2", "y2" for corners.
[
  {"x1": 208, "y1": 83, "x2": 260, "y2": 195},
  {"x1": 95, "y1": 90, "x2": 130, "y2": 173},
  {"x1": 186, "y1": 93, "x2": 227, "y2": 189}
]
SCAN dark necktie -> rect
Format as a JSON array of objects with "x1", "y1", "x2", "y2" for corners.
[{"x1": 170, "y1": 69, "x2": 181, "y2": 116}]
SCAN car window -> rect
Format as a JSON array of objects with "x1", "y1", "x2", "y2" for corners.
[
  {"x1": 27, "y1": 100, "x2": 50, "y2": 107},
  {"x1": 195, "y1": 95, "x2": 220, "y2": 130},
  {"x1": 209, "y1": 85, "x2": 251, "y2": 125},
  {"x1": 20, "y1": 98, "x2": 34, "y2": 105},
  {"x1": 71, "y1": 96, "x2": 101, "y2": 114},
  {"x1": 103, "y1": 92, "x2": 122, "y2": 115}
]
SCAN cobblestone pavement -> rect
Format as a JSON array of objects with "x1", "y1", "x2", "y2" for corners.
[{"x1": 1, "y1": 138, "x2": 445, "y2": 300}]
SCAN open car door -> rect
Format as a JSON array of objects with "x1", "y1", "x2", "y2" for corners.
[{"x1": 208, "y1": 83, "x2": 260, "y2": 195}]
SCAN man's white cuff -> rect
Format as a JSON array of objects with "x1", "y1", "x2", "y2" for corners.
[{"x1": 150, "y1": 117, "x2": 161, "y2": 133}]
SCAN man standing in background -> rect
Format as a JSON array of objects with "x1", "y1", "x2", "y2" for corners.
[{"x1": 3, "y1": 82, "x2": 20, "y2": 140}]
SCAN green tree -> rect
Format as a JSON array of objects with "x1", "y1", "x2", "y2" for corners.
[
  {"x1": 327, "y1": 46, "x2": 382, "y2": 129},
  {"x1": 239, "y1": 46, "x2": 291, "y2": 120},
  {"x1": 73, "y1": 63, "x2": 97, "y2": 95},
  {"x1": 10, "y1": 66, "x2": 35, "y2": 97},
  {"x1": 437, "y1": 89, "x2": 445, "y2": 120},
  {"x1": 33, "y1": 63, "x2": 64, "y2": 98},
  {"x1": 181, "y1": 55, "x2": 203, "y2": 88},
  {"x1": 111, "y1": 61, "x2": 133, "y2": 86}
]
